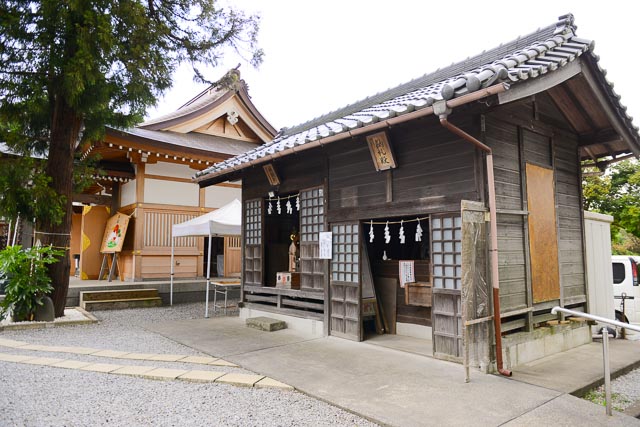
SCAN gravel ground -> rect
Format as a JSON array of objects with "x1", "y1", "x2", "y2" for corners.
[
  {"x1": 0, "y1": 303, "x2": 378, "y2": 427},
  {"x1": 585, "y1": 366, "x2": 640, "y2": 412}
]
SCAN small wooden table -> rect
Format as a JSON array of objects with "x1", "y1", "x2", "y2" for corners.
[{"x1": 211, "y1": 280, "x2": 241, "y2": 315}]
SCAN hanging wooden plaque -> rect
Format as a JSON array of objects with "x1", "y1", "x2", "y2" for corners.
[
  {"x1": 263, "y1": 164, "x2": 280, "y2": 186},
  {"x1": 366, "y1": 131, "x2": 396, "y2": 171}
]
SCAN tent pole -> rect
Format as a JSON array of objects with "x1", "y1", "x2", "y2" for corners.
[
  {"x1": 205, "y1": 232, "x2": 212, "y2": 318},
  {"x1": 170, "y1": 237, "x2": 175, "y2": 306}
]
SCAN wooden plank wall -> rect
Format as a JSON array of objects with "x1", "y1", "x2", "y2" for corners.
[
  {"x1": 485, "y1": 117, "x2": 528, "y2": 311},
  {"x1": 242, "y1": 153, "x2": 325, "y2": 201},
  {"x1": 327, "y1": 116, "x2": 479, "y2": 221},
  {"x1": 553, "y1": 130, "x2": 586, "y2": 305},
  {"x1": 485, "y1": 95, "x2": 586, "y2": 316}
]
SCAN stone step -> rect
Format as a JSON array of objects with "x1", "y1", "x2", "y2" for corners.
[
  {"x1": 80, "y1": 289, "x2": 159, "y2": 302},
  {"x1": 81, "y1": 297, "x2": 163, "y2": 311},
  {"x1": 80, "y1": 289, "x2": 162, "y2": 311},
  {"x1": 246, "y1": 317, "x2": 287, "y2": 332}
]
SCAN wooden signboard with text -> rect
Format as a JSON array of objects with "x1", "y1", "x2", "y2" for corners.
[{"x1": 366, "y1": 131, "x2": 396, "y2": 171}]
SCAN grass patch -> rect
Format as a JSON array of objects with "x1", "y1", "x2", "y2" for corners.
[{"x1": 583, "y1": 389, "x2": 632, "y2": 412}]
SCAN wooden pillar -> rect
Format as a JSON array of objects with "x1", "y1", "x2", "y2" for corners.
[
  {"x1": 111, "y1": 182, "x2": 120, "y2": 214},
  {"x1": 133, "y1": 163, "x2": 145, "y2": 281},
  {"x1": 461, "y1": 200, "x2": 491, "y2": 373},
  {"x1": 198, "y1": 187, "x2": 205, "y2": 277}
]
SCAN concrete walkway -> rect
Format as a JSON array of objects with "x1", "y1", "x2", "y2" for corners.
[
  {"x1": 148, "y1": 317, "x2": 640, "y2": 426},
  {"x1": 512, "y1": 339, "x2": 640, "y2": 396}
]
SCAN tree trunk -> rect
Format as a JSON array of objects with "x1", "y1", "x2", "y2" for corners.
[{"x1": 42, "y1": 97, "x2": 82, "y2": 317}]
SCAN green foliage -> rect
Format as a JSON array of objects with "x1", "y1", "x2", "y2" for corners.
[
  {"x1": 0, "y1": 0, "x2": 262, "y2": 311},
  {"x1": 612, "y1": 228, "x2": 640, "y2": 255},
  {"x1": 0, "y1": 0, "x2": 263, "y2": 146},
  {"x1": 0, "y1": 245, "x2": 63, "y2": 321},
  {"x1": 0, "y1": 0, "x2": 262, "y2": 208},
  {"x1": 0, "y1": 156, "x2": 65, "y2": 226},
  {"x1": 583, "y1": 160, "x2": 640, "y2": 246}
]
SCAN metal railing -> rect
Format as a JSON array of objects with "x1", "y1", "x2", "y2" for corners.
[{"x1": 551, "y1": 306, "x2": 640, "y2": 416}]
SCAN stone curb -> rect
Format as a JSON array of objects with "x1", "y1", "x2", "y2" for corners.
[
  {"x1": 0, "y1": 338, "x2": 237, "y2": 367},
  {"x1": 0, "y1": 350, "x2": 295, "y2": 390},
  {"x1": 0, "y1": 307, "x2": 98, "y2": 331},
  {"x1": 623, "y1": 399, "x2": 640, "y2": 418}
]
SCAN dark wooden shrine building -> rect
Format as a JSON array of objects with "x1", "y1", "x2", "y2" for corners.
[{"x1": 195, "y1": 15, "x2": 639, "y2": 370}]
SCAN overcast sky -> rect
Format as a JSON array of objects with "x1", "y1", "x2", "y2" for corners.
[{"x1": 146, "y1": 1, "x2": 639, "y2": 133}]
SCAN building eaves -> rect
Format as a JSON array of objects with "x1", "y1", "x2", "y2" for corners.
[{"x1": 106, "y1": 127, "x2": 258, "y2": 157}]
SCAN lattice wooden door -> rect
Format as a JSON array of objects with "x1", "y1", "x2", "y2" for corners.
[
  {"x1": 431, "y1": 214, "x2": 463, "y2": 360},
  {"x1": 329, "y1": 222, "x2": 361, "y2": 341}
]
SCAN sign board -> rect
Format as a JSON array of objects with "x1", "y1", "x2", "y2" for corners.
[
  {"x1": 263, "y1": 164, "x2": 281, "y2": 186},
  {"x1": 366, "y1": 131, "x2": 396, "y2": 171},
  {"x1": 100, "y1": 213, "x2": 130, "y2": 253},
  {"x1": 399, "y1": 260, "x2": 415, "y2": 289},
  {"x1": 319, "y1": 232, "x2": 333, "y2": 259}
]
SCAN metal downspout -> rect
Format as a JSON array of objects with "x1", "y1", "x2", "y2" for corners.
[{"x1": 438, "y1": 113, "x2": 512, "y2": 377}]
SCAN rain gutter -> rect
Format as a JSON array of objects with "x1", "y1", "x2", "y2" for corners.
[
  {"x1": 434, "y1": 93, "x2": 512, "y2": 377},
  {"x1": 194, "y1": 83, "x2": 509, "y2": 184}
]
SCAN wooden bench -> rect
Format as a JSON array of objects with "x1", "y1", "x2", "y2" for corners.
[{"x1": 79, "y1": 289, "x2": 162, "y2": 311}]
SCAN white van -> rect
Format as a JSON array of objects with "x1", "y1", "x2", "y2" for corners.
[{"x1": 612, "y1": 255, "x2": 640, "y2": 324}]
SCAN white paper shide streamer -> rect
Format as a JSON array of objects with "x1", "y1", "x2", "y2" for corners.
[
  {"x1": 399, "y1": 220, "x2": 405, "y2": 244},
  {"x1": 384, "y1": 221, "x2": 390, "y2": 244},
  {"x1": 286, "y1": 199, "x2": 292, "y2": 214},
  {"x1": 369, "y1": 220, "x2": 374, "y2": 243},
  {"x1": 296, "y1": 195, "x2": 300, "y2": 211},
  {"x1": 267, "y1": 201, "x2": 273, "y2": 215},
  {"x1": 415, "y1": 219, "x2": 423, "y2": 242},
  {"x1": 277, "y1": 197, "x2": 281, "y2": 214}
]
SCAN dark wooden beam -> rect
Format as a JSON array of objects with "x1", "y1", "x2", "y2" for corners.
[
  {"x1": 497, "y1": 60, "x2": 581, "y2": 106},
  {"x1": 580, "y1": 61, "x2": 640, "y2": 157},
  {"x1": 578, "y1": 128, "x2": 622, "y2": 147},
  {"x1": 73, "y1": 193, "x2": 112, "y2": 205},
  {"x1": 327, "y1": 193, "x2": 477, "y2": 223},
  {"x1": 547, "y1": 84, "x2": 593, "y2": 134}
]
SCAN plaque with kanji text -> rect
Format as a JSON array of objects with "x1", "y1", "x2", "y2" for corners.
[{"x1": 366, "y1": 131, "x2": 396, "y2": 171}]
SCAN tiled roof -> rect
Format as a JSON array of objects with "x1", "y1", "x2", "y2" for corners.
[
  {"x1": 139, "y1": 86, "x2": 229, "y2": 129},
  {"x1": 106, "y1": 127, "x2": 258, "y2": 156},
  {"x1": 195, "y1": 14, "x2": 638, "y2": 181}
]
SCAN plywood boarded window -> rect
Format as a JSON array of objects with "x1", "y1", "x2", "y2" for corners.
[
  {"x1": 300, "y1": 187, "x2": 326, "y2": 290},
  {"x1": 526, "y1": 163, "x2": 560, "y2": 303},
  {"x1": 431, "y1": 215, "x2": 462, "y2": 290},
  {"x1": 244, "y1": 199, "x2": 262, "y2": 285}
]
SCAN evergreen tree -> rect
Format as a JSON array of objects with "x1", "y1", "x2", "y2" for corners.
[
  {"x1": 0, "y1": 0, "x2": 263, "y2": 316},
  {"x1": 583, "y1": 160, "x2": 640, "y2": 252}
]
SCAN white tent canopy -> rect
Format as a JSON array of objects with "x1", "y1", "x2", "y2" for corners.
[
  {"x1": 170, "y1": 199, "x2": 241, "y2": 317},
  {"x1": 172, "y1": 199, "x2": 241, "y2": 238}
]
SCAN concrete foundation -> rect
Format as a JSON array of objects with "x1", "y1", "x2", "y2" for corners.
[
  {"x1": 502, "y1": 321, "x2": 592, "y2": 369},
  {"x1": 396, "y1": 322, "x2": 432, "y2": 340},
  {"x1": 67, "y1": 277, "x2": 239, "y2": 307}
]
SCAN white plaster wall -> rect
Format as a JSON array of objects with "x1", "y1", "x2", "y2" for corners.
[
  {"x1": 205, "y1": 185, "x2": 241, "y2": 208},
  {"x1": 120, "y1": 180, "x2": 137, "y2": 207},
  {"x1": 145, "y1": 179, "x2": 199, "y2": 206},
  {"x1": 584, "y1": 211, "x2": 615, "y2": 321},
  {"x1": 145, "y1": 162, "x2": 196, "y2": 179}
]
